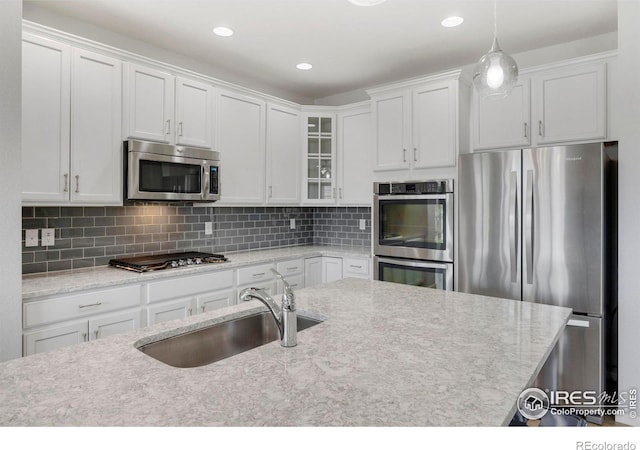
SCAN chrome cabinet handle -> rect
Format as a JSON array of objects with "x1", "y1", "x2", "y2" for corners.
[
  {"x1": 252, "y1": 272, "x2": 265, "y2": 277},
  {"x1": 75, "y1": 175, "x2": 79, "y2": 193},
  {"x1": 79, "y1": 302, "x2": 102, "y2": 308},
  {"x1": 350, "y1": 265, "x2": 363, "y2": 269},
  {"x1": 524, "y1": 122, "x2": 528, "y2": 138},
  {"x1": 166, "y1": 119, "x2": 171, "y2": 135},
  {"x1": 538, "y1": 120, "x2": 543, "y2": 137},
  {"x1": 339, "y1": 187, "x2": 343, "y2": 199},
  {"x1": 82, "y1": 332, "x2": 87, "y2": 342},
  {"x1": 333, "y1": 187, "x2": 337, "y2": 199},
  {"x1": 403, "y1": 148, "x2": 407, "y2": 163},
  {"x1": 94, "y1": 330, "x2": 99, "y2": 339},
  {"x1": 525, "y1": 169, "x2": 534, "y2": 284},
  {"x1": 178, "y1": 121, "x2": 183, "y2": 136},
  {"x1": 509, "y1": 171, "x2": 519, "y2": 283},
  {"x1": 269, "y1": 186, "x2": 273, "y2": 198},
  {"x1": 201, "y1": 305, "x2": 206, "y2": 313},
  {"x1": 63, "y1": 174, "x2": 69, "y2": 193},
  {"x1": 413, "y1": 148, "x2": 418, "y2": 162}
]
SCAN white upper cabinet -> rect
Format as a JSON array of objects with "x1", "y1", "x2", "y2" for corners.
[
  {"x1": 471, "y1": 58, "x2": 608, "y2": 150},
  {"x1": 22, "y1": 34, "x2": 123, "y2": 206},
  {"x1": 369, "y1": 71, "x2": 463, "y2": 173},
  {"x1": 472, "y1": 79, "x2": 531, "y2": 150},
  {"x1": 126, "y1": 64, "x2": 175, "y2": 143},
  {"x1": 216, "y1": 89, "x2": 266, "y2": 204},
  {"x1": 266, "y1": 104, "x2": 301, "y2": 205},
  {"x1": 175, "y1": 76, "x2": 213, "y2": 148},
  {"x1": 126, "y1": 64, "x2": 213, "y2": 148},
  {"x1": 22, "y1": 34, "x2": 71, "y2": 204},
  {"x1": 338, "y1": 105, "x2": 373, "y2": 205},
  {"x1": 70, "y1": 48, "x2": 123, "y2": 204},
  {"x1": 412, "y1": 79, "x2": 458, "y2": 169},
  {"x1": 371, "y1": 91, "x2": 411, "y2": 171},
  {"x1": 534, "y1": 62, "x2": 606, "y2": 145}
]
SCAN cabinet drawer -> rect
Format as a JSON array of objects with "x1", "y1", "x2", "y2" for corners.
[
  {"x1": 276, "y1": 274, "x2": 304, "y2": 294},
  {"x1": 343, "y1": 257, "x2": 370, "y2": 278},
  {"x1": 237, "y1": 263, "x2": 275, "y2": 286},
  {"x1": 24, "y1": 284, "x2": 141, "y2": 328},
  {"x1": 147, "y1": 270, "x2": 233, "y2": 303},
  {"x1": 276, "y1": 259, "x2": 304, "y2": 277}
]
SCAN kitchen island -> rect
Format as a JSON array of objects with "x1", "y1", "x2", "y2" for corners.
[{"x1": 0, "y1": 279, "x2": 570, "y2": 426}]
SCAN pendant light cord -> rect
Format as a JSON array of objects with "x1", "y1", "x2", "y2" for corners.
[{"x1": 493, "y1": 1, "x2": 497, "y2": 41}]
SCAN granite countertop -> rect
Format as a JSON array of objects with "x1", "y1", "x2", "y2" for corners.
[
  {"x1": 22, "y1": 245, "x2": 371, "y2": 299},
  {"x1": 0, "y1": 278, "x2": 571, "y2": 426}
]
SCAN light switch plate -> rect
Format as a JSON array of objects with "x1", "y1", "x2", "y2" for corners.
[
  {"x1": 359, "y1": 219, "x2": 366, "y2": 231},
  {"x1": 205, "y1": 221, "x2": 213, "y2": 235},
  {"x1": 41, "y1": 228, "x2": 55, "y2": 247},
  {"x1": 290, "y1": 218, "x2": 296, "y2": 230},
  {"x1": 25, "y1": 229, "x2": 38, "y2": 247}
]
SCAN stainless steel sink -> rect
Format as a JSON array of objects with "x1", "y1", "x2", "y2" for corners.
[{"x1": 137, "y1": 312, "x2": 323, "y2": 368}]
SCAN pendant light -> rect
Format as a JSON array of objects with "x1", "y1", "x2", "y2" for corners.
[{"x1": 473, "y1": 2, "x2": 518, "y2": 98}]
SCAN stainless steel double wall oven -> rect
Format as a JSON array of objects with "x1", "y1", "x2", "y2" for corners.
[{"x1": 373, "y1": 180, "x2": 454, "y2": 290}]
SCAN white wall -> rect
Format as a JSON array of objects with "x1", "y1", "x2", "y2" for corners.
[
  {"x1": 613, "y1": 0, "x2": 640, "y2": 427},
  {"x1": 0, "y1": 0, "x2": 23, "y2": 362}
]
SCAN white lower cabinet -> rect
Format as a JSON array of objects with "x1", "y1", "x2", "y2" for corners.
[
  {"x1": 304, "y1": 257, "x2": 344, "y2": 287},
  {"x1": 275, "y1": 259, "x2": 304, "y2": 294},
  {"x1": 23, "y1": 284, "x2": 143, "y2": 356},
  {"x1": 146, "y1": 270, "x2": 235, "y2": 325},
  {"x1": 342, "y1": 257, "x2": 371, "y2": 280}
]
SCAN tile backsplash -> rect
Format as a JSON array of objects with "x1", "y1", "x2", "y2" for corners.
[{"x1": 22, "y1": 204, "x2": 371, "y2": 274}]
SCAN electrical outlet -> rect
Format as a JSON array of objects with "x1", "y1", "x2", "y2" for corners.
[
  {"x1": 41, "y1": 228, "x2": 55, "y2": 247},
  {"x1": 290, "y1": 218, "x2": 296, "y2": 230},
  {"x1": 25, "y1": 229, "x2": 38, "y2": 247},
  {"x1": 205, "y1": 221, "x2": 213, "y2": 235},
  {"x1": 359, "y1": 219, "x2": 366, "y2": 231}
]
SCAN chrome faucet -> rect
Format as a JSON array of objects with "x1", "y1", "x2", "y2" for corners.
[{"x1": 239, "y1": 268, "x2": 297, "y2": 347}]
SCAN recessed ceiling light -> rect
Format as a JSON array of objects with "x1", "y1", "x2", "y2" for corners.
[
  {"x1": 213, "y1": 26, "x2": 234, "y2": 37},
  {"x1": 296, "y1": 62, "x2": 313, "y2": 71},
  {"x1": 348, "y1": 0, "x2": 387, "y2": 6},
  {"x1": 441, "y1": 16, "x2": 464, "y2": 28}
]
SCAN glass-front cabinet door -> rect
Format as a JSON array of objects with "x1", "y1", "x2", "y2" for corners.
[{"x1": 304, "y1": 113, "x2": 336, "y2": 204}]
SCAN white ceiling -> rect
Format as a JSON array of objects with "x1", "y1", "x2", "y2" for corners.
[{"x1": 24, "y1": 0, "x2": 617, "y2": 102}]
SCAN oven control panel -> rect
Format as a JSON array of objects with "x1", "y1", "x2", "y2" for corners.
[{"x1": 374, "y1": 179, "x2": 453, "y2": 195}]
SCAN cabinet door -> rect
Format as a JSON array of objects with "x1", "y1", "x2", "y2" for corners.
[
  {"x1": 304, "y1": 113, "x2": 336, "y2": 204},
  {"x1": 216, "y1": 90, "x2": 266, "y2": 204},
  {"x1": 472, "y1": 79, "x2": 531, "y2": 150},
  {"x1": 304, "y1": 257, "x2": 323, "y2": 288},
  {"x1": 266, "y1": 104, "x2": 301, "y2": 204},
  {"x1": 323, "y1": 257, "x2": 344, "y2": 283},
  {"x1": 70, "y1": 48, "x2": 123, "y2": 205},
  {"x1": 196, "y1": 289, "x2": 235, "y2": 314},
  {"x1": 412, "y1": 80, "x2": 457, "y2": 169},
  {"x1": 338, "y1": 107, "x2": 372, "y2": 205},
  {"x1": 21, "y1": 34, "x2": 71, "y2": 204},
  {"x1": 372, "y1": 91, "x2": 410, "y2": 171},
  {"x1": 534, "y1": 63, "x2": 606, "y2": 144},
  {"x1": 147, "y1": 298, "x2": 194, "y2": 326},
  {"x1": 175, "y1": 77, "x2": 213, "y2": 148},
  {"x1": 89, "y1": 309, "x2": 141, "y2": 340},
  {"x1": 127, "y1": 64, "x2": 175, "y2": 143},
  {"x1": 23, "y1": 321, "x2": 87, "y2": 356}
]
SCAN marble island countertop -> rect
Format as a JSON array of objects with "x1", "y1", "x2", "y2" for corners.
[
  {"x1": 22, "y1": 245, "x2": 371, "y2": 299},
  {"x1": 0, "y1": 278, "x2": 570, "y2": 426}
]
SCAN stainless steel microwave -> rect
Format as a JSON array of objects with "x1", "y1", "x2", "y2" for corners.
[{"x1": 124, "y1": 140, "x2": 220, "y2": 202}]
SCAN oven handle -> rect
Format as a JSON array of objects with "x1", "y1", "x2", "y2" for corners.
[
  {"x1": 375, "y1": 257, "x2": 451, "y2": 271},
  {"x1": 375, "y1": 193, "x2": 452, "y2": 201}
]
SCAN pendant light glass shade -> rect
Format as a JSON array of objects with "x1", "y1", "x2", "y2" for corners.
[{"x1": 473, "y1": 4, "x2": 518, "y2": 98}]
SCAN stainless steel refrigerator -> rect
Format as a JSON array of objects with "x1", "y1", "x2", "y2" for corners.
[{"x1": 458, "y1": 142, "x2": 617, "y2": 403}]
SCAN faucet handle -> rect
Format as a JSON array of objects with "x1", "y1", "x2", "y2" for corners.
[{"x1": 270, "y1": 268, "x2": 296, "y2": 310}]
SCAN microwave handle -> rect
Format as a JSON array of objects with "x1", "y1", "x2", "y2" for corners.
[{"x1": 202, "y1": 165, "x2": 209, "y2": 200}]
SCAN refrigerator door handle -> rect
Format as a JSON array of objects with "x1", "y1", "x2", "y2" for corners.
[
  {"x1": 525, "y1": 169, "x2": 534, "y2": 284},
  {"x1": 509, "y1": 171, "x2": 518, "y2": 283},
  {"x1": 567, "y1": 319, "x2": 591, "y2": 328}
]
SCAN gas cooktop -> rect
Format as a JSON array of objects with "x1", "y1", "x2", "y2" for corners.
[{"x1": 108, "y1": 251, "x2": 228, "y2": 273}]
